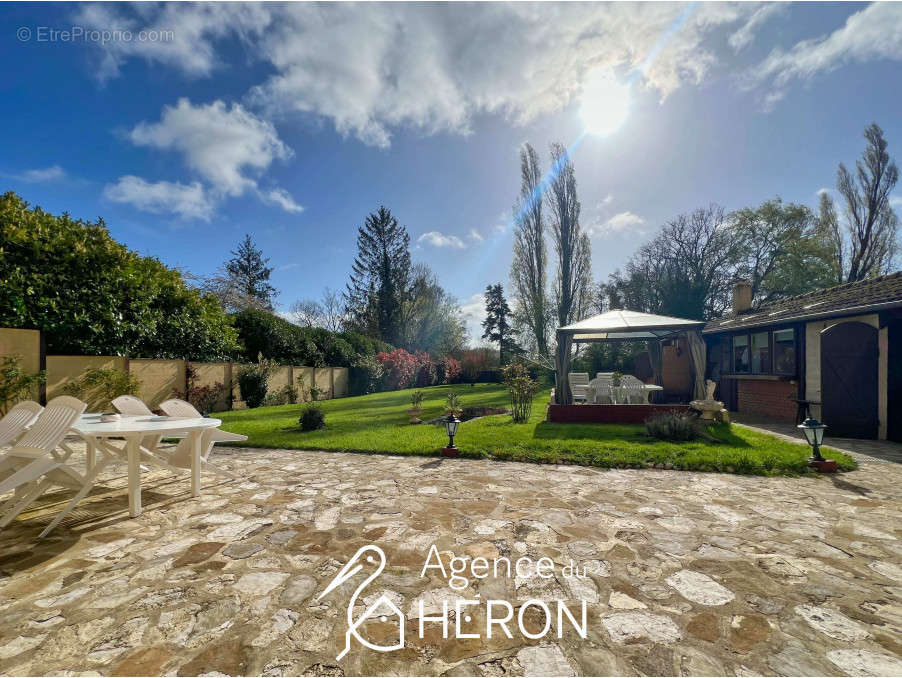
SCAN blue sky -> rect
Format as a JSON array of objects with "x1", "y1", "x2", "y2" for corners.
[{"x1": 3, "y1": 2, "x2": 902, "y2": 341}]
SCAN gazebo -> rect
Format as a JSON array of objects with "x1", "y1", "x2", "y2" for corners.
[{"x1": 553, "y1": 309, "x2": 707, "y2": 418}]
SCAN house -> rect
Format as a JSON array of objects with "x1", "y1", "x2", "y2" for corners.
[{"x1": 704, "y1": 273, "x2": 902, "y2": 442}]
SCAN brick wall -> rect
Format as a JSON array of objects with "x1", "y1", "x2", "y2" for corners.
[{"x1": 736, "y1": 379, "x2": 798, "y2": 420}]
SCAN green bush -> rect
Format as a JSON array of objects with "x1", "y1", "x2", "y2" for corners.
[
  {"x1": 61, "y1": 368, "x2": 141, "y2": 412},
  {"x1": 502, "y1": 363, "x2": 540, "y2": 424},
  {"x1": 0, "y1": 192, "x2": 239, "y2": 359},
  {"x1": 645, "y1": 411, "x2": 699, "y2": 442},
  {"x1": 238, "y1": 355, "x2": 276, "y2": 408},
  {"x1": 0, "y1": 355, "x2": 46, "y2": 415},
  {"x1": 299, "y1": 404, "x2": 325, "y2": 431},
  {"x1": 349, "y1": 354, "x2": 384, "y2": 395}
]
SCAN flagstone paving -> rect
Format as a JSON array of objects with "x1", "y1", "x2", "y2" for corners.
[{"x1": 1, "y1": 445, "x2": 901, "y2": 676}]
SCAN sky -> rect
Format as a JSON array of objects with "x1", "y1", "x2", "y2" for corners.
[{"x1": 3, "y1": 2, "x2": 902, "y2": 343}]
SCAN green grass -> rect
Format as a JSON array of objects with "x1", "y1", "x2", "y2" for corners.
[{"x1": 215, "y1": 383, "x2": 856, "y2": 476}]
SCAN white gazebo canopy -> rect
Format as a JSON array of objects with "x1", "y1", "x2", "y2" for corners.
[
  {"x1": 555, "y1": 309, "x2": 707, "y2": 404},
  {"x1": 559, "y1": 309, "x2": 705, "y2": 342}
]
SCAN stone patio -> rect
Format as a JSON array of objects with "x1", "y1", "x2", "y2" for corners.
[{"x1": 1, "y1": 444, "x2": 901, "y2": 677}]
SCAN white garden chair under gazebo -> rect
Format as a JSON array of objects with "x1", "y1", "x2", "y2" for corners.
[{"x1": 554, "y1": 309, "x2": 707, "y2": 405}]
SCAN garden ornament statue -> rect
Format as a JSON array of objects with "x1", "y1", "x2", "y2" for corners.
[{"x1": 689, "y1": 379, "x2": 725, "y2": 421}]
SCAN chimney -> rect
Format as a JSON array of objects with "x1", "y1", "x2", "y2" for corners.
[{"x1": 732, "y1": 280, "x2": 752, "y2": 315}]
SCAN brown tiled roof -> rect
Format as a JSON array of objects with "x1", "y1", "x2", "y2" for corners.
[{"x1": 703, "y1": 272, "x2": 902, "y2": 333}]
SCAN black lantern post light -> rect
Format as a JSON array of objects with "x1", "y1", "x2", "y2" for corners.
[
  {"x1": 797, "y1": 418, "x2": 835, "y2": 472},
  {"x1": 442, "y1": 413, "x2": 461, "y2": 457}
]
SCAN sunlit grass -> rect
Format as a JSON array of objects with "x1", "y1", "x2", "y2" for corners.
[{"x1": 215, "y1": 384, "x2": 856, "y2": 476}]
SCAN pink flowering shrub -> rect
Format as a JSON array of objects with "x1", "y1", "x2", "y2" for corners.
[{"x1": 376, "y1": 349, "x2": 418, "y2": 390}]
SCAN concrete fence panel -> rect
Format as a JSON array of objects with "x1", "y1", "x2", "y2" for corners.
[
  {"x1": 333, "y1": 367, "x2": 349, "y2": 398},
  {"x1": 189, "y1": 362, "x2": 232, "y2": 412},
  {"x1": 293, "y1": 366, "x2": 314, "y2": 401},
  {"x1": 46, "y1": 355, "x2": 127, "y2": 400},
  {"x1": 314, "y1": 367, "x2": 332, "y2": 399},
  {"x1": 130, "y1": 358, "x2": 186, "y2": 408},
  {"x1": 269, "y1": 366, "x2": 292, "y2": 394}
]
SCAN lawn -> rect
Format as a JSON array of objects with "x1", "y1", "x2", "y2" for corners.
[{"x1": 215, "y1": 383, "x2": 857, "y2": 476}]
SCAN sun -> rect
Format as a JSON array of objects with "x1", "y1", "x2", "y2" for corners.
[{"x1": 579, "y1": 70, "x2": 631, "y2": 136}]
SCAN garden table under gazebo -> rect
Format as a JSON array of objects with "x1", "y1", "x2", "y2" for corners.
[{"x1": 552, "y1": 309, "x2": 708, "y2": 421}]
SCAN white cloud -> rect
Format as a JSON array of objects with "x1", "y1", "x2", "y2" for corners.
[
  {"x1": 128, "y1": 98, "x2": 292, "y2": 197},
  {"x1": 460, "y1": 292, "x2": 487, "y2": 344},
  {"x1": 468, "y1": 228, "x2": 484, "y2": 242},
  {"x1": 16, "y1": 165, "x2": 66, "y2": 182},
  {"x1": 587, "y1": 210, "x2": 647, "y2": 238},
  {"x1": 817, "y1": 187, "x2": 833, "y2": 197},
  {"x1": 728, "y1": 3, "x2": 787, "y2": 53},
  {"x1": 746, "y1": 3, "x2": 902, "y2": 107},
  {"x1": 890, "y1": 195, "x2": 902, "y2": 209},
  {"x1": 75, "y1": 2, "x2": 271, "y2": 80},
  {"x1": 261, "y1": 187, "x2": 304, "y2": 213},
  {"x1": 82, "y1": 3, "x2": 759, "y2": 147},
  {"x1": 417, "y1": 231, "x2": 466, "y2": 249},
  {"x1": 103, "y1": 175, "x2": 215, "y2": 221}
]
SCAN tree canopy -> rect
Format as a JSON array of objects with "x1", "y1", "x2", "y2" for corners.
[
  {"x1": 225, "y1": 234, "x2": 277, "y2": 309},
  {"x1": 345, "y1": 206, "x2": 411, "y2": 346},
  {"x1": 0, "y1": 192, "x2": 240, "y2": 359}
]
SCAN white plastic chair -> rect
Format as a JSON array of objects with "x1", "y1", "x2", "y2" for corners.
[
  {"x1": 0, "y1": 396, "x2": 88, "y2": 536},
  {"x1": 112, "y1": 395, "x2": 169, "y2": 454},
  {"x1": 568, "y1": 373, "x2": 590, "y2": 403},
  {"x1": 158, "y1": 399, "x2": 245, "y2": 480},
  {"x1": 0, "y1": 401, "x2": 43, "y2": 448},
  {"x1": 592, "y1": 377, "x2": 614, "y2": 404},
  {"x1": 619, "y1": 375, "x2": 647, "y2": 404},
  {"x1": 112, "y1": 394, "x2": 153, "y2": 416}
]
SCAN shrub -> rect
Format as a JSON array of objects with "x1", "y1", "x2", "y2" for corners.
[
  {"x1": 645, "y1": 412, "x2": 699, "y2": 442},
  {"x1": 460, "y1": 348, "x2": 493, "y2": 383},
  {"x1": 502, "y1": 363, "x2": 540, "y2": 424},
  {"x1": 414, "y1": 351, "x2": 436, "y2": 387},
  {"x1": 349, "y1": 354, "x2": 385, "y2": 395},
  {"x1": 437, "y1": 356, "x2": 461, "y2": 384},
  {"x1": 299, "y1": 404, "x2": 325, "y2": 431},
  {"x1": 0, "y1": 355, "x2": 46, "y2": 415},
  {"x1": 377, "y1": 349, "x2": 418, "y2": 390},
  {"x1": 445, "y1": 391, "x2": 463, "y2": 416},
  {"x1": 61, "y1": 367, "x2": 142, "y2": 412},
  {"x1": 0, "y1": 192, "x2": 239, "y2": 360},
  {"x1": 410, "y1": 390, "x2": 425, "y2": 409},
  {"x1": 237, "y1": 354, "x2": 276, "y2": 408},
  {"x1": 188, "y1": 382, "x2": 228, "y2": 415}
]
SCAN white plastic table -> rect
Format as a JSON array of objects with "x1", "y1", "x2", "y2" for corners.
[
  {"x1": 71, "y1": 414, "x2": 222, "y2": 517},
  {"x1": 591, "y1": 381, "x2": 664, "y2": 403}
]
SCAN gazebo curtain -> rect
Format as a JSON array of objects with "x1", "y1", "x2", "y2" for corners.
[
  {"x1": 686, "y1": 330, "x2": 707, "y2": 400},
  {"x1": 554, "y1": 330, "x2": 573, "y2": 404}
]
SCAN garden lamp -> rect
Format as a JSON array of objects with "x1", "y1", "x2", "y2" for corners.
[
  {"x1": 797, "y1": 418, "x2": 827, "y2": 462},
  {"x1": 444, "y1": 413, "x2": 460, "y2": 450}
]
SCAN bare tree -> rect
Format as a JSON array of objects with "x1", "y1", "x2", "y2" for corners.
[
  {"x1": 838, "y1": 123, "x2": 899, "y2": 282},
  {"x1": 290, "y1": 299, "x2": 323, "y2": 327},
  {"x1": 320, "y1": 287, "x2": 346, "y2": 332},
  {"x1": 605, "y1": 205, "x2": 739, "y2": 320},
  {"x1": 187, "y1": 268, "x2": 270, "y2": 313},
  {"x1": 510, "y1": 143, "x2": 550, "y2": 356},
  {"x1": 547, "y1": 142, "x2": 592, "y2": 326}
]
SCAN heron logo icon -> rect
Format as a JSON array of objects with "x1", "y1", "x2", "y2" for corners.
[{"x1": 317, "y1": 544, "x2": 405, "y2": 660}]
